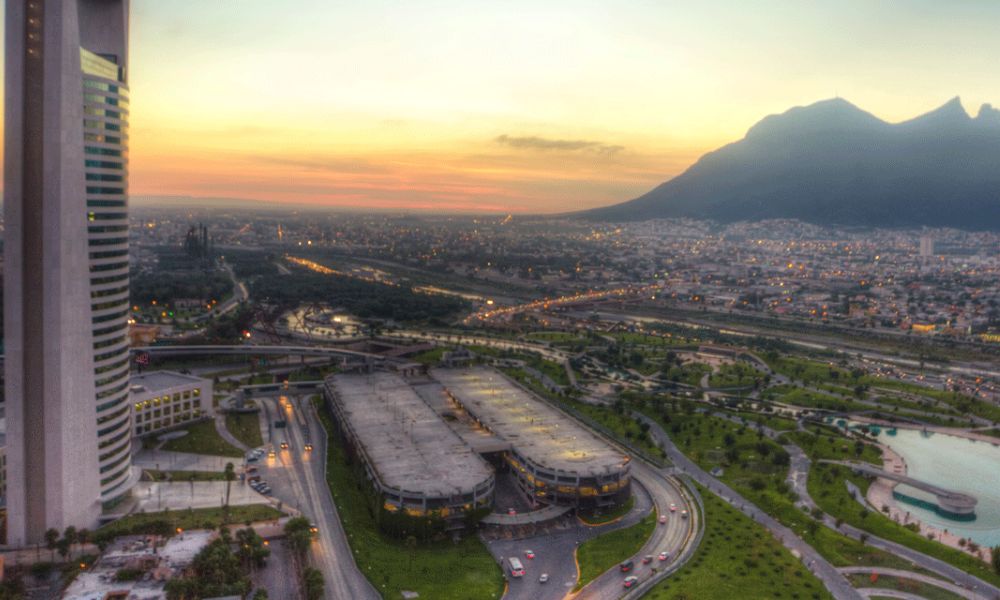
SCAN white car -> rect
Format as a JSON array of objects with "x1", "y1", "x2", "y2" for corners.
[
  {"x1": 539, "y1": 573, "x2": 549, "y2": 583},
  {"x1": 659, "y1": 514, "x2": 667, "y2": 524}
]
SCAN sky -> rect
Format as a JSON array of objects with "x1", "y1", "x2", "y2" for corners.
[{"x1": 12, "y1": 0, "x2": 1000, "y2": 213}]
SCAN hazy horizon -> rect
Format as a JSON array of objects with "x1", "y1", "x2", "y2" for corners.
[{"x1": 5, "y1": 0, "x2": 1000, "y2": 213}]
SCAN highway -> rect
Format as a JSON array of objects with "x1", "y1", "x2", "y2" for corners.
[
  {"x1": 575, "y1": 463, "x2": 697, "y2": 600},
  {"x1": 258, "y1": 395, "x2": 380, "y2": 600}
]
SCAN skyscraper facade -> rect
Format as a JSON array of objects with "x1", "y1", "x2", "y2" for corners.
[{"x1": 4, "y1": 0, "x2": 133, "y2": 546}]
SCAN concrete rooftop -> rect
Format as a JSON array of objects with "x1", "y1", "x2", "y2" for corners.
[
  {"x1": 432, "y1": 367, "x2": 629, "y2": 477},
  {"x1": 329, "y1": 372, "x2": 492, "y2": 498},
  {"x1": 130, "y1": 370, "x2": 206, "y2": 393}
]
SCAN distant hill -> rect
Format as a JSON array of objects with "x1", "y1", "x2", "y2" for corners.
[{"x1": 579, "y1": 97, "x2": 1000, "y2": 229}]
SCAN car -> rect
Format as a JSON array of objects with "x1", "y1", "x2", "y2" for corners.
[
  {"x1": 681, "y1": 509, "x2": 688, "y2": 519},
  {"x1": 619, "y1": 560, "x2": 634, "y2": 573},
  {"x1": 508, "y1": 508, "x2": 516, "y2": 516},
  {"x1": 658, "y1": 551, "x2": 669, "y2": 561},
  {"x1": 267, "y1": 449, "x2": 276, "y2": 458},
  {"x1": 642, "y1": 555, "x2": 653, "y2": 564},
  {"x1": 259, "y1": 486, "x2": 272, "y2": 495},
  {"x1": 246, "y1": 466, "x2": 258, "y2": 474},
  {"x1": 539, "y1": 573, "x2": 549, "y2": 584},
  {"x1": 669, "y1": 503, "x2": 677, "y2": 512},
  {"x1": 310, "y1": 523, "x2": 319, "y2": 536},
  {"x1": 246, "y1": 455, "x2": 259, "y2": 463},
  {"x1": 248, "y1": 475, "x2": 261, "y2": 484},
  {"x1": 280, "y1": 441, "x2": 289, "y2": 450},
  {"x1": 524, "y1": 550, "x2": 535, "y2": 559},
  {"x1": 659, "y1": 514, "x2": 667, "y2": 524},
  {"x1": 304, "y1": 443, "x2": 314, "y2": 451},
  {"x1": 623, "y1": 576, "x2": 639, "y2": 588}
]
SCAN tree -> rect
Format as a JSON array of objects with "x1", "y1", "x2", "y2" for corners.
[
  {"x1": 284, "y1": 517, "x2": 313, "y2": 560},
  {"x1": 224, "y1": 462, "x2": 236, "y2": 508},
  {"x1": 303, "y1": 567, "x2": 324, "y2": 600},
  {"x1": 992, "y1": 545, "x2": 1000, "y2": 576},
  {"x1": 44, "y1": 528, "x2": 60, "y2": 561},
  {"x1": 235, "y1": 527, "x2": 270, "y2": 569},
  {"x1": 252, "y1": 590, "x2": 269, "y2": 600}
]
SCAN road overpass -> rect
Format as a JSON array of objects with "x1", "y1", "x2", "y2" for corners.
[
  {"x1": 131, "y1": 344, "x2": 385, "y2": 363},
  {"x1": 823, "y1": 460, "x2": 977, "y2": 517}
]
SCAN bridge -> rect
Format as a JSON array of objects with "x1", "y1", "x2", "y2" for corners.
[
  {"x1": 131, "y1": 344, "x2": 385, "y2": 363},
  {"x1": 823, "y1": 460, "x2": 977, "y2": 517}
]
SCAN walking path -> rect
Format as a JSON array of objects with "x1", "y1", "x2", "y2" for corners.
[
  {"x1": 215, "y1": 410, "x2": 252, "y2": 452},
  {"x1": 839, "y1": 566, "x2": 993, "y2": 600},
  {"x1": 783, "y1": 444, "x2": 1000, "y2": 598},
  {"x1": 635, "y1": 412, "x2": 864, "y2": 600}
]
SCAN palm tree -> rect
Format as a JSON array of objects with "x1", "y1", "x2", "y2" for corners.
[
  {"x1": 44, "y1": 528, "x2": 59, "y2": 561},
  {"x1": 224, "y1": 462, "x2": 236, "y2": 508}
]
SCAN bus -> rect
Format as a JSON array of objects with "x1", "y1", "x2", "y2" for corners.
[{"x1": 507, "y1": 557, "x2": 525, "y2": 578}]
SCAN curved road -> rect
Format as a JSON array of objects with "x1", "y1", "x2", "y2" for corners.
[
  {"x1": 784, "y1": 444, "x2": 1000, "y2": 599},
  {"x1": 839, "y1": 566, "x2": 993, "y2": 600},
  {"x1": 576, "y1": 463, "x2": 697, "y2": 600},
  {"x1": 636, "y1": 412, "x2": 864, "y2": 600}
]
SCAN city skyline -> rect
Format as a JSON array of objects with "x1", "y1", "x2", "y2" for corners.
[{"x1": 4, "y1": 1, "x2": 1000, "y2": 212}]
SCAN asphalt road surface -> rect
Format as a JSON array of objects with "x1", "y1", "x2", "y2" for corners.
[
  {"x1": 637, "y1": 412, "x2": 865, "y2": 600},
  {"x1": 259, "y1": 395, "x2": 380, "y2": 600}
]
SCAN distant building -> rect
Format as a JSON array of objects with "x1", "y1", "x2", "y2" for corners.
[
  {"x1": 919, "y1": 235, "x2": 935, "y2": 258},
  {"x1": 130, "y1": 372, "x2": 214, "y2": 438}
]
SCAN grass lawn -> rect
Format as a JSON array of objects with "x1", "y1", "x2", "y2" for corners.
[
  {"x1": 562, "y1": 397, "x2": 666, "y2": 462},
  {"x1": 410, "y1": 346, "x2": 450, "y2": 365},
  {"x1": 575, "y1": 514, "x2": 655, "y2": 591},
  {"x1": 143, "y1": 469, "x2": 226, "y2": 482},
  {"x1": 644, "y1": 408, "x2": 918, "y2": 573},
  {"x1": 762, "y1": 385, "x2": 869, "y2": 412},
  {"x1": 764, "y1": 354, "x2": 854, "y2": 385},
  {"x1": 100, "y1": 504, "x2": 282, "y2": 538},
  {"x1": 315, "y1": 400, "x2": 504, "y2": 600},
  {"x1": 160, "y1": 418, "x2": 244, "y2": 458},
  {"x1": 225, "y1": 411, "x2": 264, "y2": 449},
  {"x1": 708, "y1": 362, "x2": 759, "y2": 388},
  {"x1": 808, "y1": 463, "x2": 1000, "y2": 587},
  {"x1": 846, "y1": 573, "x2": 964, "y2": 600},
  {"x1": 645, "y1": 486, "x2": 833, "y2": 600},
  {"x1": 579, "y1": 496, "x2": 636, "y2": 525},
  {"x1": 662, "y1": 362, "x2": 712, "y2": 386}
]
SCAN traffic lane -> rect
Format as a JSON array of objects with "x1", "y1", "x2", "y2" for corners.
[
  {"x1": 294, "y1": 396, "x2": 382, "y2": 600},
  {"x1": 576, "y1": 469, "x2": 693, "y2": 600},
  {"x1": 488, "y1": 529, "x2": 582, "y2": 600},
  {"x1": 489, "y1": 482, "x2": 656, "y2": 600}
]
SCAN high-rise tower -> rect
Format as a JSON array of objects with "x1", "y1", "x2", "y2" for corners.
[{"x1": 4, "y1": 0, "x2": 133, "y2": 546}]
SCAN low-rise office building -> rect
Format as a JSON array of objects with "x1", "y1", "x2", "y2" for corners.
[{"x1": 130, "y1": 371, "x2": 213, "y2": 438}]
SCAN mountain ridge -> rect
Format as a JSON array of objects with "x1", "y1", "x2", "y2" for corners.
[{"x1": 579, "y1": 98, "x2": 1000, "y2": 229}]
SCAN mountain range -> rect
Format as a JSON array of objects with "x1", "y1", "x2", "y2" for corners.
[{"x1": 579, "y1": 97, "x2": 1000, "y2": 229}]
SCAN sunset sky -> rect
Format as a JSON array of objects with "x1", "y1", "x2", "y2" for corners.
[{"x1": 12, "y1": 1, "x2": 1000, "y2": 212}]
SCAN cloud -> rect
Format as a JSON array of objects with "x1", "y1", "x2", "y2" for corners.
[{"x1": 495, "y1": 134, "x2": 624, "y2": 154}]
